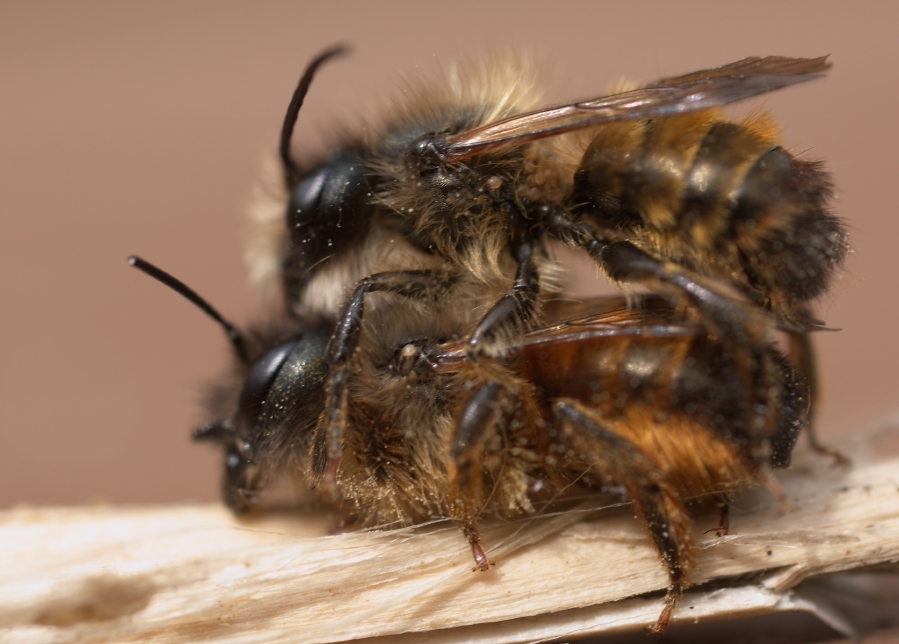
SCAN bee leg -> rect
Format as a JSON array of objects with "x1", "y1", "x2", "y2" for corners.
[
  {"x1": 594, "y1": 242, "x2": 787, "y2": 469},
  {"x1": 787, "y1": 331, "x2": 850, "y2": 466},
  {"x1": 463, "y1": 524, "x2": 494, "y2": 572},
  {"x1": 309, "y1": 270, "x2": 456, "y2": 487},
  {"x1": 547, "y1": 212, "x2": 768, "y2": 343},
  {"x1": 747, "y1": 344, "x2": 782, "y2": 468},
  {"x1": 553, "y1": 399, "x2": 695, "y2": 634},
  {"x1": 467, "y1": 239, "x2": 539, "y2": 356},
  {"x1": 597, "y1": 242, "x2": 769, "y2": 341},
  {"x1": 447, "y1": 380, "x2": 510, "y2": 570},
  {"x1": 704, "y1": 496, "x2": 730, "y2": 537},
  {"x1": 716, "y1": 502, "x2": 730, "y2": 537}
]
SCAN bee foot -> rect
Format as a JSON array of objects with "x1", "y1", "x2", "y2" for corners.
[{"x1": 470, "y1": 539, "x2": 495, "y2": 572}]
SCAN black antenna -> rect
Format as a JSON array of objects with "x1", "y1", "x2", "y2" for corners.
[
  {"x1": 279, "y1": 44, "x2": 350, "y2": 187},
  {"x1": 128, "y1": 256, "x2": 248, "y2": 363}
]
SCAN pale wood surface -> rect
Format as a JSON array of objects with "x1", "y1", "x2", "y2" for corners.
[{"x1": 3, "y1": 418, "x2": 899, "y2": 644}]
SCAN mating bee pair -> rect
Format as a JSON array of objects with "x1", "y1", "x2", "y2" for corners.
[{"x1": 132, "y1": 47, "x2": 847, "y2": 633}]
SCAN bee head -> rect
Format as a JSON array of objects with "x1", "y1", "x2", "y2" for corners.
[
  {"x1": 128, "y1": 256, "x2": 329, "y2": 513},
  {"x1": 278, "y1": 45, "x2": 373, "y2": 299},
  {"x1": 283, "y1": 151, "x2": 373, "y2": 298}
]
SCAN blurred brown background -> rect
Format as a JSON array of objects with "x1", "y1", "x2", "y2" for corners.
[{"x1": 2, "y1": 1, "x2": 896, "y2": 507}]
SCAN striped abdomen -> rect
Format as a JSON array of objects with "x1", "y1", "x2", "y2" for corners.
[
  {"x1": 570, "y1": 111, "x2": 848, "y2": 321},
  {"x1": 514, "y1": 327, "x2": 805, "y2": 473}
]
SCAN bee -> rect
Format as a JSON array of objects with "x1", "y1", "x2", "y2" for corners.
[
  {"x1": 249, "y1": 48, "x2": 847, "y2": 494},
  {"x1": 130, "y1": 49, "x2": 848, "y2": 633},
  {"x1": 128, "y1": 256, "x2": 806, "y2": 633}
]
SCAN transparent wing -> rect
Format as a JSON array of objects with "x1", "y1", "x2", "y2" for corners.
[
  {"x1": 439, "y1": 56, "x2": 830, "y2": 162},
  {"x1": 435, "y1": 296, "x2": 704, "y2": 364}
]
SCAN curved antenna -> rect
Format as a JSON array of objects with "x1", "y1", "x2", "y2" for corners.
[
  {"x1": 279, "y1": 44, "x2": 351, "y2": 187},
  {"x1": 128, "y1": 256, "x2": 248, "y2": 363}
]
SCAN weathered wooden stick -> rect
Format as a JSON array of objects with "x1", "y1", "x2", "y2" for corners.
[{"x1": 3, "y1": 419, "x2": 899, "y2": 644}]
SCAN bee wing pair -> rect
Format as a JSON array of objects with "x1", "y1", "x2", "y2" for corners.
[{"x1": 437, "y1": 56, "x2": 830, "y2": 161}]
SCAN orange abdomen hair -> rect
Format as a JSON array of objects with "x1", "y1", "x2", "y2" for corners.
[{"x1": 514, "y1": 326, "x2": 806, "y2": 476}]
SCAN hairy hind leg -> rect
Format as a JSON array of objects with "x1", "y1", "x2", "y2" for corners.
[
  {"x1": 446, "y1": 362, "x2": 545, "y2": 571},
  {"x1": 552, "y1": 399, "x2": 696, "y2": 634},
  {"x1": 447, "y1": 378, "x2": 509, "y2": 571}
]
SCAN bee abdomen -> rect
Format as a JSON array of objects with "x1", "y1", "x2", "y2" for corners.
[
  {"x1": 571, "y1": 113, "x2": 847, "y2": 310},
  {"x1": 731, "y1": 150, "x2": 845, "y2": 303},
  {"x1": 570, "y1": 113, "x2": 759, "y2": 234}
]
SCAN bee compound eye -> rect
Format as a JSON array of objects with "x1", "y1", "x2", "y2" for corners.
[
  {"x1": 238, "y1": 339, "x2": 299, "y2": 427},
  {"x1": 236, "y1": 326, "x2": 331, "y2": 435},
  {"x1": 289, "y1": 165, "x2": 329, "y2": 222},
  {"x1": 284, "y1": 156, "x2": 372, "y2": 285}
]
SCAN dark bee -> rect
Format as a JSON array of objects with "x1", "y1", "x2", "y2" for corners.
[
  {"x1": 128, "y1": 256, "x2": 806, "y2": 633},
  {"x1": 249, "y1": 49, "x2": 846, "y2": 493}
]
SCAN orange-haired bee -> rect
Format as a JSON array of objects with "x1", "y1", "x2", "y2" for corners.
[
  {"x1": 128, "y1": 257, "x2": 806, "y2": 633},
  {"x1": 250, "y1": 49, "x2": 846, "y2": 492}
]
